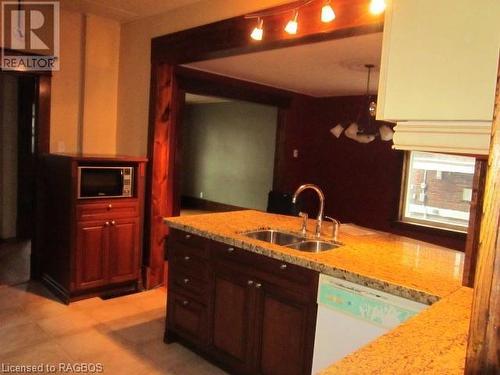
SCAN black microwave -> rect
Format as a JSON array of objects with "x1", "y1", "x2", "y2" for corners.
[{"x1": 78, "y1": 166, "x2": 133, "y2": 199}]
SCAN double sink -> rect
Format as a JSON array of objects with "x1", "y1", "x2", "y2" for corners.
[{"x1": 243, "y1": 229, "x2": 342, "y2": 253}]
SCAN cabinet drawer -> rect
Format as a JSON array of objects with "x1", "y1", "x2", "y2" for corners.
[
  {"x1": 167, "y1": 238, "x2": 209, "y2": 262},
  {"x1": 168, "y1": 292, "x2": 208, "y2": 344},
  {"x1": 211, "y1": 241, "x2": 317, "y2": 288},
  {"x1": 77, "y1": 201, "x2": 138, "y2": 221},
  {"x1": 170, "y1": 268, "x2": 209, "y2": 303},
  {"x1": 170, "y1": 252, "x2": 209, "y2": 281},
  {"x1": 168, "y1": 229, "x2": 209, "y2": 258}
]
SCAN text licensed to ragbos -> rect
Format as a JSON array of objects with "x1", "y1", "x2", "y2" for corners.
[{"x1": 0, "y1": 363, "x2": 104, "y2": 373}]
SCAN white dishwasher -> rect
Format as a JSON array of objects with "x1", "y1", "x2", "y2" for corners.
[{"x1": 311, "y1": 274, "x2": 427, "y2": 374}]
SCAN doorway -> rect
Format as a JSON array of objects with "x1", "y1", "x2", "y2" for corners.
[
  {"x1": 0, "y1": 71, "x2": 50, "y2": 286},
  {"x1": 180, "y1": 93, "x2": 278, "y2": 216}
]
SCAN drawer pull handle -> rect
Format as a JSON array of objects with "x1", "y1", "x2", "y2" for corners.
[
  {"x1": 182, "y1": 300, "x2": 189, "y2": 306},
  {"x1": 185, "y1": 234, "x2": 191, "y2": 239},
  {"x1": 280, "y1": 264, "x2": 287, "y2": 270},
  {"x1": 105, "y1": 221, "x2": 110, "y2": 226},
  {"x1": 183, "y1": 278, "x2": 190, "y2": 284},
  {"x1": 247, "y1": 280, "x2": 254, "y2": 286},
  {"x1": 227, "y1": 247, "x2": 235, "y2": 253},
  {"x1": 111, "y1": 220, "x2": 116, "y2": 226},
  {"x1": 108, "y1": 204, "x2": 112, "y2": 209},
  {"x1": 255, "y1": 283, "x2": 262, "y2": 289},
  {"x1": 184, "y1": 256, "x2": 190, "y2": 261}
]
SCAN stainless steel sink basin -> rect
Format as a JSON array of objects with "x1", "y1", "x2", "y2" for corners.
[
  {"x1": 244, "y1": 229, "x2": 305, "y2": 246},
  {"x1": 285, "y1": 240, "x2": 341, "y2": 252},
  {"x1": 243, "y1": 229, "x2": 342, "y2": 253}
]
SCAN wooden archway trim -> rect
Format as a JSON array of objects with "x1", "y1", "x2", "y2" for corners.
[{"x1": 145, "y1": 0, "x2": 384, "y2": 288}]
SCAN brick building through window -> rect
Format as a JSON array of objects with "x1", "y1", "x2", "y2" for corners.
[{"x1": 401, "y1": 151, "x2": 475, "y2": 231}]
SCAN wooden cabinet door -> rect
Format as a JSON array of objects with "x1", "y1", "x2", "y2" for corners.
[
  {"x1": 168, "y1": 292, "x2": 208, "y2": 345},
  {"x1": 253, "y1": 281, "x2": 317, "y2": 375},
  {"x1": 211, "y1": 262, "x2": 255, "y2": 373},
  {"x1": 108, "y1": 217, "x2": 140, "y2": 284},
  {"x1": 75, "y1": 221, "x2": 109, "y2": 290}
]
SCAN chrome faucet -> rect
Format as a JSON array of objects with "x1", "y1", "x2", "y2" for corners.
[
  {"x1": 324, "y1": 216, "x2": 341, "y2": 242},
  {"x1": 292, "y1": 184, "x2": 325, "y2": 238}
]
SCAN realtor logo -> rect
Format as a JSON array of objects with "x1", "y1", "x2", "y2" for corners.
[{"x1": 1, "y1": 1, "x2": 60, "y2": 71}]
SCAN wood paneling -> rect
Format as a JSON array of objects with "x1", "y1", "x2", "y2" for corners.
[
  {"x1": 277, "y1": 95, "x2": 467, "y2": 250},
  {"x1": 465, "y1": 62, "x2": 500, "y2": 373},
  {"x1": 463, "y1": 159, "x2": 488, "y2": 287}
]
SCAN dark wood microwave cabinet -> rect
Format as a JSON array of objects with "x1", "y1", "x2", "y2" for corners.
[
  {"x1": 36, "y1": 154, "x2": 147, "y2": 303},
  {"x1": 165, "y1": 228, "x2": 319, "y2": 375}
]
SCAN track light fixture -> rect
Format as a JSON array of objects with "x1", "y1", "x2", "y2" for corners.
[
  {"x1": 246, "y1": 0, "x2": 383, "y2": 41},
  {"x1": 250, "y1": 18, "x2": 264, "y2": 41},
  {"x1": 285, "y1": 10, "x2": 299, "y2": 34},
  {"x1": 321, "y1": 1, "x2": 335, "y2": 23}
]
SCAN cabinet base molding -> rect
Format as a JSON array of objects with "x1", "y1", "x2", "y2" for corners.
[
  {"x1": 41, "y1": 273, "x2": 139, "y2": 304},
  {"x1": 142, "y1": 262, "x2": 167, "y2": 289}
]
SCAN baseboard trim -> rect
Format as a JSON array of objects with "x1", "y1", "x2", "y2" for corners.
[{"x1": 181, "y1": 196, "x2": 246, "y2": 213}]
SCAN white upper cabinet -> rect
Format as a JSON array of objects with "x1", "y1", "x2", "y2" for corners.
[{"x1": 377, "y1": 0, "x2": 500, "y2": 155}]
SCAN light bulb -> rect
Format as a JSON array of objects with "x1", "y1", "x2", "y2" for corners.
[
  {"x1": 369, "y1": 0, "x2": 386, "y2": 15},
  {"x1": 321, "y1": 3, "x2": 335, "y2": 23},
  {"x1": 285, "y1": 11, "x2": 298, "y2": 34},
  {"x1": 250, "y1": 18, "x2": 263, "y2": 41}
]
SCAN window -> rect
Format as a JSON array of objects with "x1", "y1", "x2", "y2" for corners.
[{"x1": 401, "y1": 151, "x2": 476, "y2": 232}]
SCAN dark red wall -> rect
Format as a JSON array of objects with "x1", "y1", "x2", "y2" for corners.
[{"x1": 276, "y1": 95, "x2": 466, "y2": 250}]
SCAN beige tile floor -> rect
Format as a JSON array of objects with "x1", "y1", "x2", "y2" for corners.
[{"x1": 0, "y1": 282, "x2": 227, "y2": 375}]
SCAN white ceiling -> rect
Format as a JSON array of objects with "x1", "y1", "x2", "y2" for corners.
[
  {"x1": 185, "y1": 32, "x2": 383, "y2": 97},
  {"x1": 59, "y1": 0, "x2": 203, "y2": 23}
]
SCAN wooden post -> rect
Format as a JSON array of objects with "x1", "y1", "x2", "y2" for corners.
[
  {"x1": 465, "y1": 64, "x2": 500, "y2": 372},
  {"x1": 462, "y1": 158, "x2": 487, "y2": 287},
  {"x1": 143, "y1": 62, "x2": 182, "y2": 289}
]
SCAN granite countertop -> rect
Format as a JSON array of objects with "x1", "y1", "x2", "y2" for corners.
[
  {"x1": 164, "y1": 210, "x2": 471, "y2": 374},
  {"x1": 320, "y1": 287, "x2": 473, "y2": 375},
  {"x1": 164, "y1": 210, "x2": 464, "y2": 304}
]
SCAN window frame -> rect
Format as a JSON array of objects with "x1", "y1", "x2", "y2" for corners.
[{"x1": 399, "y1": 151, "x2": 472, "y2": 234}]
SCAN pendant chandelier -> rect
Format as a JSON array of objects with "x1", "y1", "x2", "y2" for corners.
[{"x1": 330, "y1": 64, "x2": 394, "y2": 144}]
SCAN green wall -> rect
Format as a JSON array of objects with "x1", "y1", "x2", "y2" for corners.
[{"x1": 182, "y1": 100, "x2": 278, "y2": 211}]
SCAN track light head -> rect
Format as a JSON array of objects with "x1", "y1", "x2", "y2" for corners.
[
  {"x1": 250, "y1": 18, "x2": 264, "y2": 41},
  {"x1": 285, "y1": 10, "x2": 299, "y2": 34},
  {"x1": 321, "y1": 1, "x2": 335, "y2": 23}
]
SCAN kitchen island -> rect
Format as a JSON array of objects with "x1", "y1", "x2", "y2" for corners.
[{"x1": 163, "y1": 210, "x2": 470, "y2": 374}]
